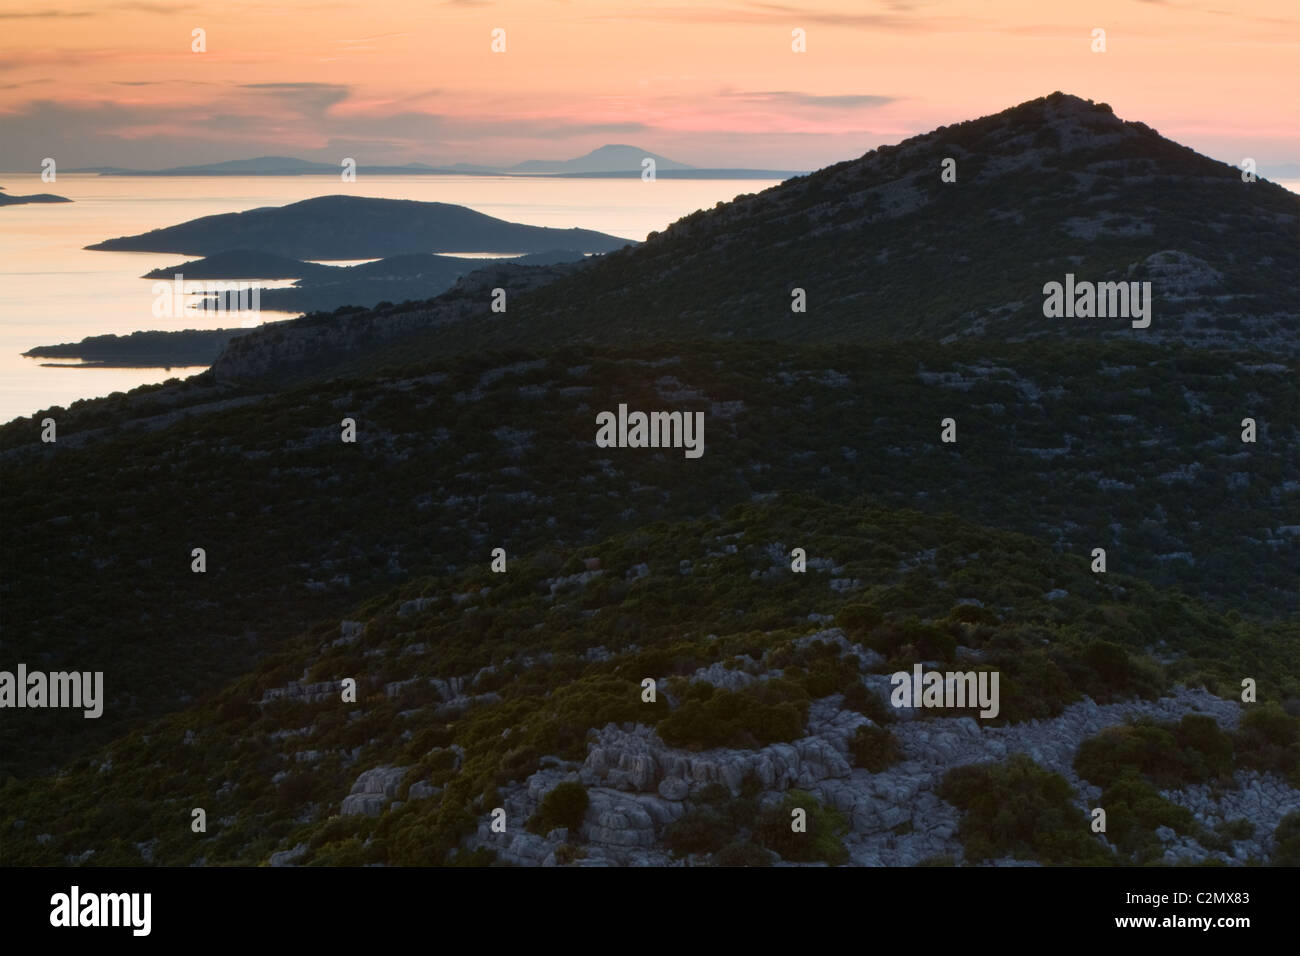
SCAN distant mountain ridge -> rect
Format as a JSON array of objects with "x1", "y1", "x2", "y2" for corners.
[
  {"x1": 473, "y1": 92, "x2": 1297, "y2": 354},
  {"x1": 67, "y1": 146, "x2": 804, "y2": 178},
  {"x1": 509, "y1": 144, "x2": 692, "y2": 173}
]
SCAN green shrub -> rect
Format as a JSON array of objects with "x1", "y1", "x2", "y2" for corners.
[
  {"x1": 849, "y1": 723, "x2": 902, "y2": 772},
  {"x1": 1234, "y1": 705, "x2": 1300, "y2": 786},
  {"x1": 938, "y1": 754, "x2": 1112, "y2": 865},
  {"x1": 844, "y1": 680, "x2": 894, "y2": 724},
  {"x1": 755, "y1": 790, "x2": 850, "y2": 865},
  {"x1": 526, "y1": 781, "x2": 589, "y2": 835},
  {"x1": 712, "y1": 841, "x2": 773, "y2": 866},
  {"x1": 664, "y1": 809, "x2": 730, "y2": 857},
  {"x1": 657, "y1": 679, "x2": 810, "y2": 749},
  {"x1": 1099, "y1": 771, "x2": 1194, "y2": 861},
  {"x1": 554, "y1": 844, "x2": 587, "y2": 865},
  {"x1": 836, "y1": 603, "x2": 883, "y2": 635}
]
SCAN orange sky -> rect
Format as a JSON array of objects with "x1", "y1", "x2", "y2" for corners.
[{"x1": 0, "y1": 0, "x2": 1296, "y2": 172}]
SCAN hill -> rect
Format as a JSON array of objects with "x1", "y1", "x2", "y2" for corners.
[
  {"x1": 0, "y1": 187, "x2": 72, "y2": 206},
  {"x1": 85, "y1": 195, "x2": 636, "y2": 258},
  {"x1": 21, "y1": 329, "x2": 254, "y2": 368},
  {"x1": 428, "y1": 92, "x2": 1298, "y2": 355},
  {"x1": 510, "y1": 144, "x2": 693, "y2": 174},
  {"x1": 142, "y1": 250, "x2": 333, "y2": 280},
  {"x1": 2, "y1": 338, "x2": 1296, "y2": 779}
]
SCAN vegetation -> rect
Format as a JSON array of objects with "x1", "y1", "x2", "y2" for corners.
[
  {"x1": 3, "y1": 339, "x2": 1295, "y2": 778},
  {"x1": 526, "y1": 782, "x2": 589, "y2": 835},
  {"x1": 938, "y1": 755, "x2": 1112, "y2": 865},
  {"x1": 848, "y1": 724, "x2": 903, "y2": 772}
]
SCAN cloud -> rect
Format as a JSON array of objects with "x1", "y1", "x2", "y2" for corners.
[
  {"x1": 238, "y1": 82, "x2": 352, "y2": 115},
  {"x1": 0, "y1": 10, "x2": 92, "y2": 19},
  {"x1": 0, "y1": 2, "x2": 195, "y2": 16}
]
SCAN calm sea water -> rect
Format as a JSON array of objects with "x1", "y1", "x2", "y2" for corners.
[{"x1": 0, "y1": 174, "x2": 783, "y2": 424}]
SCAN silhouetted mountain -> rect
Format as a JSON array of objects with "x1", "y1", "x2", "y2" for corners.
[
  {"x1": 0, "y1": 185, "x2": 71, "y2": 206},
  {"x1": 85, "y1": 195, "x2": 635, "y2": 258},
  {"x1": 510, "y1": 144, "x2": 692, "y2": 173},
  {"x1": 69, "y1": 148, "x2": 803, "y2": 179},
  {"x1": 22, "y1": 328, "x2": 252, "y2": 367}
]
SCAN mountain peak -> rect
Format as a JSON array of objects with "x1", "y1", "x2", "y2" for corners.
[{"x1": 467, "y1": 92, "x2": 1297, "y2": 353}]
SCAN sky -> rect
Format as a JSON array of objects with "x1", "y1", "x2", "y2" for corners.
[{"x1": 0, "y1": 0, "x2": 1297, "y2": 174}]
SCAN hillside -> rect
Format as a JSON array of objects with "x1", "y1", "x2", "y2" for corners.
[
  {"x1": 490, "y1": 94, "x2": 1297, "y2": 352},
  {"x1": 2, "y1": 339, "x2": 1295, "y2": 778},
  {"x1": 510, "y1": 144, "x2": 692, "y2": 174},
  {"x1": 22, "y1": 328, "x2": 255, "y2": 368}
]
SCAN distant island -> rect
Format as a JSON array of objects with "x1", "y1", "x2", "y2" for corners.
[
  {"x1": 0, "y1": 184, "x2": 71, "y2": 206},
  {"x1": 86, "y1": 195, "x2": 634, "y2": 258},
  {"x1": 141, "y1": 249, "x2": 334, "y2": 280},
  {"x1": 155, "y1": 249, "x2": 593, "y2": 313},
  {"x1": 67, "y1": 145, "x2": 804, "y2": 179},
  {"x1": 23, "y1": 328, "x2": 253, "y2": 367}
]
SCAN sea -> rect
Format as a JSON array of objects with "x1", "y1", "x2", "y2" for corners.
[{"x1": 0, "y1": 174, "x2": 784, "y2": 425}]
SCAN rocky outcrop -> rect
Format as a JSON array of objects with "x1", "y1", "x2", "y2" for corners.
[
  {"x1": 340, "y1": 766, "x2": 409, "y2": 817},
  {"x1": 459, "y1": 683, "x2": 1298, "y2": 866}
]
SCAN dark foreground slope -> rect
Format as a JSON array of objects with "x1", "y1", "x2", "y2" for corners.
[
  {"x1": 1, "y1": 340, "x2": 1295, "y2": 777},
  {"x1": 3, "y1": 497, "x2": 1297, "y2": 867}
]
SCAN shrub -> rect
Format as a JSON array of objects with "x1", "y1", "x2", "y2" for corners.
[
  {"x1": 844, "y1": 680, "x2": 894, "y2": 724},
  {"x1": 1099, "y1": 771, "x2": 1194, "y2": 861},
  {"x1": 849, "y1": 723, "x2": 902, "y2": 772},
  {"x1": 755, "y1": 790, "x2": 850, "y2": 865},
  {"x1": 664, "y1": 809, "x2": 730, "y2": 858},
  {"x1": 553, "y1": 844, "x2": 586, "y2": 865},
  {"x1": 657, "y1": 679, "x2": 810, "y2": 749},
  {"x1": 1075, "y1": 716, "x2": 1234, "y2": 791},
  {"x1": 836, "y1": 603, "x2": 883, "y2": 635},
  {"x1": 526, "y1": 781, "x2": 589, "y2": 835},
  {"x1": 1272, "y1": 812, "x2": 1300, "y2": 866},
  {"x1": 938, "y1": 754, "x2": 1111, "y2": 865},
  {"x1": 1234, "y1": 705, "x2": 1300, "y2": 786}
]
